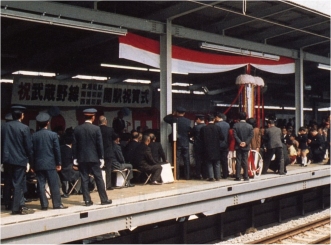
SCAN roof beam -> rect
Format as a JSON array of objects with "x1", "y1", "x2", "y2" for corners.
[
  {"x1": 172, "y1": 24, "x2": 299, "y2": 58},
  {"x1": 1, "y1": 1, "x2": 165, "y2": 33},
  {"x1": 253, "y1": 18, "x2": 330, "y2": 43},
  {"x1": 1, "y1": 0, "x2": 328, "y2": 64},
  {"x1": 207, "y1": 2, "x2": 294, "y2": 33},
  {"x1": 145, "y1": 1, "x2": 220, "y2": 21}
]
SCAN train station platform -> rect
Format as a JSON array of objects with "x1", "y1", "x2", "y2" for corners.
[{"x1": 1, "y1": 163, "x2": 330, "y2": 244}]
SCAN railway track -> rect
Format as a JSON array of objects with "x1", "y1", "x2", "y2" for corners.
[{"x1": 249, "y1": 216, "x2": 330, "y2": 244}]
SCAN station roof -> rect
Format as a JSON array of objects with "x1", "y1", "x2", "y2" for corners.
[{"x1": 1, "y1": 1, "x2": 330, "y2": 107}]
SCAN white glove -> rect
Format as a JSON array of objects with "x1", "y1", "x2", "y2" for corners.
[
  {"x1": 1, "y1": 164, "x2": 4, "y2": 173},
  {"x1": 26, "y1": 163, "x2": 30, "y2": 172},
  {"x1": 100, "y1": 159, "x2": 105, "y2": 169},
  {"x1": 73, "y1": 159, "x2": 78, "y2": 166}
]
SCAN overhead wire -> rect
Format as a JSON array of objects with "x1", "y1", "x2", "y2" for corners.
[{"x1": 187, "y1": 0, "x2": 330, "y2": 41}]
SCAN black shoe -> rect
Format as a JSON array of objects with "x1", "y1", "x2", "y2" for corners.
[
  {"x1": 54, "y1": 204, "x2": 68, "y2": 209},
  {"x1": 279, "y1": 172, "x2": 286, "y2": 175},
  {"x1": 61, "y1": 194, "x2": 69, "y2": 198},
  {"x1": 243, "y1": 178, "x2": 250, "y2": 181},
  {"x1": 12, "y1": 207, "x2": 35, "y2": 215},
  {"x1": 85, "y1": 201, "x2": 93, "y2": 206},
  {"x1": 234, "y1": 178, "x2": 241, "y2": 181},
  {"x1": 107, "y1": 187, "x2": 114, "y2": 190},
  {"x1": 127, "y1": 183, "x2": 135, "y2": 187},
  {"x1": 41, "y1": 207, "x2": 48, "y2": 210},
  {"x1": 151, "y1": 181, "x2": 162, "y2": 185},
  {"x1": 101, "y1": 200, "x2": 112, "y2": 205},
  {"x1": 215, "y1": 178, "x2": 220, "y2": 181},
  {"x1": 207, "y1": 178, "x2": 215, "y2": 182}
]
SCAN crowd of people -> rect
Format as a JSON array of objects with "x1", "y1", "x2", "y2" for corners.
[
  {"x1": 1, "y1": 105, "x2": 330, "y2": 215},
  {"x1": 164, "y1": 107, "x2": 330, "y2": 181}
]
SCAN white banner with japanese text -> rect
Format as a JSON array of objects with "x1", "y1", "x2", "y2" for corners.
[{"x1": 11, "y1": 76, "x2": 152, "y2": 108}]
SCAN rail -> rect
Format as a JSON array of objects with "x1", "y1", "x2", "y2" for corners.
[{"x1": 249, "y1": 216, "x2": 330, "y2": 244}]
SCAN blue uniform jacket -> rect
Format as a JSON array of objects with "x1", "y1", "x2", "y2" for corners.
[
  {"x1": 32, "y1": 128, "x2": 61, "y2": 171},
  {"x1": 164, "y1": 114, "x2": 192, "y2": 147},
  {"x1": 73, "y1": 122, "x2": 104, "y2": 163},
  {"x1": 1, "y1": 120, "x2": 33, "y2": 166}
]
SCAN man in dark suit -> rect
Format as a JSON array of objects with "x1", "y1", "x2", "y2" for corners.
[
  {"x1": 32, "y1": 112, "x2": 67, "y2": 210},
  {"x1": 308, "y1": 128, "x2": 324, "y2": 163},
  {"x1": 262, "y1": 119, "x2": 285, "y2": 175},
  {"x1": 164, "y1": 107, "x2": 192, "y2": 180},
  {"x1": 73, "y1": 108, "x2": 111, "y2": 206},
  {"x1": 111, "y1": 133, "x2": 135, "y2": 187},
  {"x1": 200, "y1": 115, "x2": 225, "y2": 181},
  {"x1": 192, "y1": 114, "x2": 206, "y2": 179},
  {"x1": 112, "y1": 110, "x2": 126, "y2": 135},
  {"x1": 215, "y1": 112, "x2": 230, "y2": 179},
  {"x1": 60, "y1": 135, "x2": 80, "y2": 194},
  {"x1": 1, "y1": 106, "x2": 34, "y2": 215},
  {"x1": 123, "y1": 131, "x2": 140, "y2": 165},
  {"x1": 233, "y1": 112, "x2": 254, "y2": 181},
  {"x1": 99, "y1": 115, "x2": 115, "y2": 190},
  {"x1": 148, "y1": 133, "x2": 167, "y2": 163},
  {"x1": 132, "y1": 135, "x2": 163, "y2": 185}
]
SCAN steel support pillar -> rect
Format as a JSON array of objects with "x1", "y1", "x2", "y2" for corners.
[
  {"x1": 295, "y1": 49, "x2": 304, "y2": 131},
  {"x1": 160, "y1": 20, "x2": 173, "y2": 160}
]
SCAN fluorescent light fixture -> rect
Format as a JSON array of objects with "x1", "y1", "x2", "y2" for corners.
[
  {"x1": 149, "y1": 68, "x2": 161, "y2": 73},
  {"x1": 1, "y1": 79, "x2": 13, "y2": 83},
  {"x1": 101, "y1": 63, "x2": 148, "y2": 71},
  {"x1": 157, "y1": 88, "x2": 190, "y2": 94},
  {"x1": 172, "y1": 89, "x2": 190, "y2": 94},
  {"x1": 262, "y1": 105, "x2": 282, "y2": 109},
  {"x1": 1, "y1": 9, "x2": 127, "y2": 36},
  {"x1": 12, "y1": 70, "x2": 55, "y2": 77},
  {"x1": 149, "y1": 68, "x2": 188, "y2": 75},
  {"x1": 317, "y1": 63, "x2": 331, "y2": 70},
  {"x1": 200, "y1": 42, "x2": 280, "y2": 61},
  {"x1": 216, "y1": 103, "x2": 239, "y2": 107},
  {"x1": 172, "y1": 83, "x2": 192, "y2": 87},
  {"x1": 193, "y1": 91, "x2": 205, "y2": 95},
  {"x1": 283, "y1": 107, "x2": 296, "y2": 110},
  {"x1": 123, "y1": 79, "x2": 151, "y2": 84},
  {"x1": 318, "y1": 107, "x2": 331, "y2": 111},
  {"x1": 72, "y1": 75, "x2": 109, "y2": 81}
]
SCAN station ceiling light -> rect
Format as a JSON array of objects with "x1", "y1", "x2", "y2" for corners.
[
  {"x1": 317, "y1": 63, "x2": 331, "y2": 70},
  {"x1": 200, "y1": 42, "x2": 280, "y2": 61}
]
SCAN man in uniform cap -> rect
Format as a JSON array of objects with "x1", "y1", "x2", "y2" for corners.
[
  {"x1": 32, "y1": 112, "x2": 67, "y2": 210},
  {"x1": 1, "y1": 105, "x2": 34, "y2": 214},
  {"x1": 5, "y1": 113, "x2": 13, "y2": 121},
  {"x1": 164, "y1": 106, "x2": 192, "y2": 180},
  {"x1": 192, "y1": 114, "x2": 206, "y2": 179},
  {"x1": 73, "y1": 108, "x2": 111, "y2": 206}
]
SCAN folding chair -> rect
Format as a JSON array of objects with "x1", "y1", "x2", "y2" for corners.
[
  {"x1": 68, "y1": 177, "x2": 81, "y2": 195},
  {"x1": 112, "y1": 169, "x2": 130, "y2": 187},
  {"x1": 132, "y1": 169, "x2": 152, "y2": 185}
]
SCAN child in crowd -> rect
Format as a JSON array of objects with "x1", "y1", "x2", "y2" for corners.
[
  {"x1": 227, "y1": 121, "x2": 236, "y2": 177},
  {"x1": 286, "y1": 140, "x2": 297, "y2": 165},
  {"x1": 296, "y1": 127, "x2": 310, "y2": 166}
]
